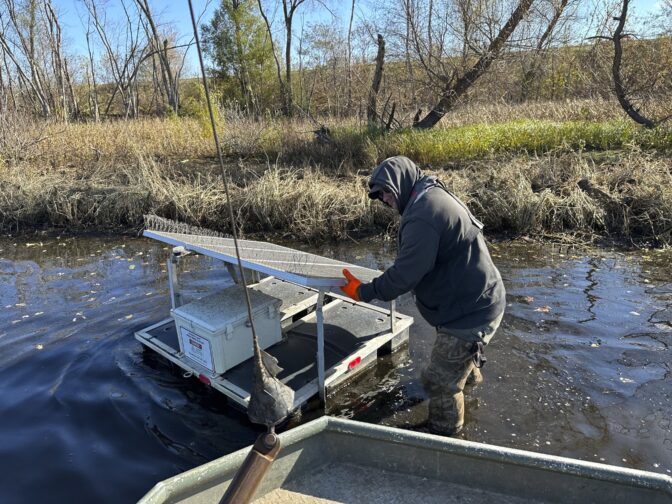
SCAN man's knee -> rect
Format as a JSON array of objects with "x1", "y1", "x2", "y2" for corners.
[
  {"x1": 466, "y1": 366, "x2": 483, "y2": 386},
  {"x1": 425, "y1": 333, "x2": 475, "y2": 389},
  {"x1": 423, "y1": 361, "x2": 473, "y2": 397}
]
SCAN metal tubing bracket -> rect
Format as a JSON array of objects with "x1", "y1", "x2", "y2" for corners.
[
  {"x1": 168, "y1": 255, "x2": 181, "y2": 309},
  {"x1": 316, "y1": 289, "x2": 326, "y2": 405},
  {"x1": 390, "y1": 300, "x2": 397, "y2": 334}
]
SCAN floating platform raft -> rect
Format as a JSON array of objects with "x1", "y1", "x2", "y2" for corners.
[{"x1": 136, "y1": 231, "x2": 413, "y2": 411}]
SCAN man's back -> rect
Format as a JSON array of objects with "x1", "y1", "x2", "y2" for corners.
[{"x1": 401, "y1": 185, "x2": 505, "y2": 332}]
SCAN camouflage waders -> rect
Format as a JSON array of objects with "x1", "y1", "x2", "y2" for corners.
[{"x1": 421, "y1": 312, "x2": 504, "y2": 435}]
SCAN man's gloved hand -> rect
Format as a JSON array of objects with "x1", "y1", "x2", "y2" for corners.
[{"x1": 340, "y1": 268, "x2": 362, "y2": 301}]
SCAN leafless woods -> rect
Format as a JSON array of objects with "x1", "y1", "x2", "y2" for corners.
[{"x1": 0, "y1": 0, "x2": 670, "y2": 127}]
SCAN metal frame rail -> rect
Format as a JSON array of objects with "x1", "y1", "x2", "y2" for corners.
[{"x1": 160, "y1": 239, "x2": 400, "y2": 405}]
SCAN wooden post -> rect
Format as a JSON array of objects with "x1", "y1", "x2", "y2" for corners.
[{"x1": 367, "y1": 34, "x2": 385, "y2": 125}]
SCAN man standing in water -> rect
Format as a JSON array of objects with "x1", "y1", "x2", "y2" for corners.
[{"x1": 340, "y1": 156, "x2": 506, "y2": 436}]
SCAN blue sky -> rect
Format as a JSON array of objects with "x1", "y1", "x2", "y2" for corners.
[
  {"x1": 53, "y1": 0, "x2": 666, "y2": 75},
  {"x1": 53, "y1": 0, "x2": 353, "y2": 75}
]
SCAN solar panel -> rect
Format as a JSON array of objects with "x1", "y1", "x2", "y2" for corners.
[{"x1": 144, "y1": 230, "x2": 382, "y2": 287}]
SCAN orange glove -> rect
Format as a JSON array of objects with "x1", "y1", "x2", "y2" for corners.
[{"x1": 340, "y1": 268, "x2": 362, "y2": 301}]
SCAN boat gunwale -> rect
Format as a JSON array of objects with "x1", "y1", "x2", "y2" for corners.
[{"x1": 138, "y1": 416, "x2": 672, "y2": 503}]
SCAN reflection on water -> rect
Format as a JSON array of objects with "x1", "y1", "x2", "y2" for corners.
[
  {"x1": 0, "y1": 236, "x2": 670, "y2": 503},
  {"x1": 0, "y1": 237, "x2": 259, "y2": 504}
]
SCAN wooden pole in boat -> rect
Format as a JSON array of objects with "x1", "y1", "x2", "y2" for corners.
[
  {"x1": 186, "y1": 0, "x2": 293, "y2": 500},
  {"x1": 219, "y1": 430, "x2": 281, "y2": 504}
]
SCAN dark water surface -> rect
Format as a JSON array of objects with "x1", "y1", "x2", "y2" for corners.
[{"x1": 0, "y1": 236, "x2": 670, "y2": 503}]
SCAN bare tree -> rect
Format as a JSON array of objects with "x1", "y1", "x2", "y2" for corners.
[
  {"x1": 401, "y1": 0, "x2": 417, "y2": 112},
  {"x1": 0, "y1": 51, "x2": 5, "y2": 112},
  {"x1": 519, "y1": 0, "x2": 574, "y2": 101},
  {"x1": 280, "y1": 0, "x2": 306, "y2": 116},
  {"x1": 1, "y1": 47, "x2": 18, "y2": 112},
  {"x1": 301, "y1": 21, "x2": 347, "y2": 115},
  {"x1": 82, "y1": 0, "x2": 144, "y2": 118},
  {"x1": 664, "y1": 0, "x2": 672, "y2": 31},
  {"x1": 134, "y1": 0, "x2": 180, "y2": 113},
  {"x1": 84, "y1": 16, "x2": 100, "y2": 121},
  {"x1": 346, "y1": 0, "x2": 355, "y2": 112},
  {"x1": 412, "y1": 0, "x2": 536, "y2": 128},
  {"x1": 43, "y1": 0, "x2": 79, "y2": 119},
  {"x1": 0, "y1": 0, "x2": 79, "y2": 119},
  {"x1": 257, "y1": 0, "x2": 322, "y2": 116},
  {"x1": 0, "y1": 0, "x2": 52, "y2": 117},
  {"x1": 256, "y1": 0, "x2": 288, "y2": 114}
]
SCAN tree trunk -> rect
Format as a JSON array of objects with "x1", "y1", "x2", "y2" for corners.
[
  {"x1": 3, "y1": 0, "x2": 52, "y2": 117},
  {"x1": 44, "y1": 0, "x2": 70, "y2": 120},
  {"x1": 85, "y1": 26, "x2": 99, "y2": 121},
  {"x1": 135, "y1": 0, "x2": 179, "y2": 113},
  {"x1": 85, "y1": 0, "x2": 139, "y2": 118},
  {"x1": 64, "y1": 57, "x2": 79, "y2": 119},
  {"x1": 297, "y1": 18, "x2": 305, "y2": 113},
  {"x1": 1, "y1": 50, "x2": 16, "y2": 111},
  {"x1": 521, "y1": 0, "x2": 569, "y2": 101},
  {"x1": 257, "y1": 0, "x2": 286, "y2": 115},
  {"x1": 405, "y1": 0, "x2": 417, "y2": 112},
  {"x1": 0, "y1": 55, "x2": 5, "y2": 113},
  {"x1": 284, "y1": 18, "x2": 293, "y2": 116},
  {"x1": 367, "y1": 34, "x2": 385, "y2": 124},
  {"x1": 347, "y1": 0, "x2": 355, "y2": 113},
  {"x1": 232, "y1": 2, "x2": 253, "y2": 112},
  {"x1": 0, "y1": 31, "x2": 50, "y2": 117}
]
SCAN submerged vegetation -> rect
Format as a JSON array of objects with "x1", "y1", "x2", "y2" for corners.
[{"x1": 1, "y1": 99, "x2": 670, "y2": 246}]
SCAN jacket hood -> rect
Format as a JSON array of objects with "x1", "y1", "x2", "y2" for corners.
[{"x1": 368, "y1": 156, "x2": 422, "y2": 214}]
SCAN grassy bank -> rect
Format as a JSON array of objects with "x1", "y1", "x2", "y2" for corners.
[
  {"x1": 390, "y1": 121, "x2": 672, "y2": 165},
  {"x1": 2, "y1": 151, "x2": 670, "y2": 246},
  {"x1": 4, "y1": 98, "x2": 671, "y2": 171},
  {"x1": 1, "y1": 99, "x2": 671, "y2": 246}
]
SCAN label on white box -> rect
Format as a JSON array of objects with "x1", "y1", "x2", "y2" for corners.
[{"x1": 179, "y1": 327, "x2": 214, "y2": 371}]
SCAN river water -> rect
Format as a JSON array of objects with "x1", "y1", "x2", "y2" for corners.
[{"x1": 0, "y1": 235, "x2": 670, "y2": 503}]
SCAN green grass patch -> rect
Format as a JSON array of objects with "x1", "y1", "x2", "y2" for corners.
[
  {"x1": 250, "y1": 119, "x2": 672, "y2": 170},
  {"x1": 7, "y1": 113, "x2": 671, "y2": 171},
  {"x1": 378, "y1": 120, "x2": 672, "y2": 165}
]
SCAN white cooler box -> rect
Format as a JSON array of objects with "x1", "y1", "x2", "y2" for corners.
[{"x1": 171, "y1": 285, "x2": 282, "y2": 374}]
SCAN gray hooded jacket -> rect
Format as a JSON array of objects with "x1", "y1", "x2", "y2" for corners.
[{"x1": 359, "y1": 156, "x2": 506, "y2": 336}]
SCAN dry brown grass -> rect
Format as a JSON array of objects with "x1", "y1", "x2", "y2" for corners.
[
  {"x1": 434, "y1": 97, "x2": 672, "y2": 128},
  {"x1": 20, "y1": 117, "x2": 213, "y2": 166},
  {"x1": 442, "y1": 151, "x2": 672, "y2": 245},
  {"x1": 2, "y1": 149, "x2": 670, "y2": 245},
  {"x1": 6, "y1": 97, "x2": 668, "y2": 170},
  {"x1": 454, "y1": 156, "x2": 604, "y2": 234},
  {"x1": 234, "y1": 167, "x2": 378, "y2": 239}
]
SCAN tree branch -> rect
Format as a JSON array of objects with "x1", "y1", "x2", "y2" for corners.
[{"x1": 611, "y1": 0, "x2": 655, "y2": 128}]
